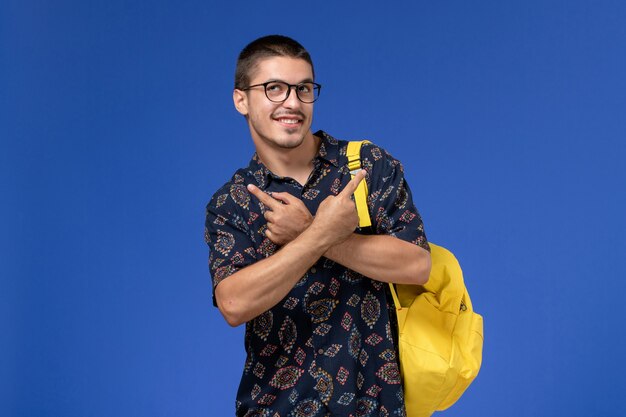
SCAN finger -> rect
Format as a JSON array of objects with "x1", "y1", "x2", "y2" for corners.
[
  {"x1": 247, "y1": 184, "x2": 280, "y2": 209},
  {"x1": 270, "y1": 192, "x2": 296, "y2": 205},
  {"x1": 265, "y1": 228, "x2": 283, "y2": 245},
  {"x1": 338, "y1": 170, "x2": 366, "y2": 198},
  {"x1": 264, "y1": 210, "x2": 275, "y2": 222},
  {"x1": 265, "y1": 223, "x2": 282, "y2": 240}
]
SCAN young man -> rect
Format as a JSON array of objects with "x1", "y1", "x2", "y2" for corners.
[{"x1": 205, "y1": 35, "x2": 431, "y2": 417}]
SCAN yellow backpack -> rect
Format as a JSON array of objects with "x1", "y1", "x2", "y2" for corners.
[{"x1": 347, "y1": 141, "x2": 484, "y2": 417}]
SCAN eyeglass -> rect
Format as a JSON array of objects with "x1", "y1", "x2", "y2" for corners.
[{"x1": 241, "y1": 81, "x2": 322, "y2": 103}]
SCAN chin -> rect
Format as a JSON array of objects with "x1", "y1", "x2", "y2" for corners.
[
  {"x1": 273, "y1": 128, "x2": 309, "y2": 148},
  {"x1": 274, "y1": 135, "x2": 306, "y2": 149}
]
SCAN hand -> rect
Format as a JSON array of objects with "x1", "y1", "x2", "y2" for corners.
[
  {"x1": 247, "y1": 184, "x2": 314, "y2": 246},
  {"x1": 310, "y1": 170, "x2": 366, "y2": 247}
]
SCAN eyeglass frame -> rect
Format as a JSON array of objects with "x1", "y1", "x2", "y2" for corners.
[{"x1": 240, "y1": 80, "x2": 322, "y2": 103}]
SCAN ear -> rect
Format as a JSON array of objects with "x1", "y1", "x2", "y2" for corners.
[{"x1": 233, "y1": 89, "x2": 249, "y2": 116}]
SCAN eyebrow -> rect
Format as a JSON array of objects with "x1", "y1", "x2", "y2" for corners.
[{"x1": 265, "y1": 78, "x2": 315, "y2": 84}]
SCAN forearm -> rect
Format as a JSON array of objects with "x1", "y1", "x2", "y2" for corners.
[
  {"x1": 324, "y1": 234, "x2": 431, "y2": 285},
  {"x1": 215, "y1": 223, "x2": 334, "y2": 327}
]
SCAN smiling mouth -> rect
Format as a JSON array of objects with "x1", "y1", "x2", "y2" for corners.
[
  {"x1": 276, "y1": 118, "x2": 301, "y2": 125},
  {"x1": 273, "y1": 112, "x2": 304, "y2": 127}
]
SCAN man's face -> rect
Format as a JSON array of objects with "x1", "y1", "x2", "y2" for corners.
[{"x1": 233, "y1": 56, "x2": 315, "y2": 151}]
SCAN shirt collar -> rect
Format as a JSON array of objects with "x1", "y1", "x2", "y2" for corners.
[
  {"x1": 246, "y1": 130, "x2": 341, "y2": 190},
  {"x1": 314, "y1": 130, "x2": 341, "y2": 168}
]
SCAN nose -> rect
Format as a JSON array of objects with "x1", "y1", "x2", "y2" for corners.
[{"x1": 282, "y1": 86, "x2": 302, "y2": 108}]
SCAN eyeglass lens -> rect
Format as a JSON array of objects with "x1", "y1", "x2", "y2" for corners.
[{"x1": 265, "y1": 82, "x2": 319, "y2": 103}]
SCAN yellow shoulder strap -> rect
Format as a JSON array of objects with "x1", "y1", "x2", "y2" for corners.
[
  {"x1": 346, "y1": 141, "x2": 372, "y2": 228},
  {"x1": 347, "y1": 140, "x2": 404, "y2": 308}
]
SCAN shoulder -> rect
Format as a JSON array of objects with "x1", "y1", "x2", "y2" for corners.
[
  {"x1": 345, "y1": 138, "x2": 403, "y2": 175},
  {"x1": 206, "y1": 167, "x2": 255, "y2": 212},
  {"x1": 316, "y1": 130, "x2": 397, "y2": 168},
  {"x1": 360, "y1": 141, "x2": 392, "y2": 161},
  {"x1": 205, "y1": 167, "x2": 263, "y2": 241}
]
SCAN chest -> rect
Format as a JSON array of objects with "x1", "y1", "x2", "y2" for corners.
[{"x1": 264, "y1": 162, "x2": 350, "y2": 215}]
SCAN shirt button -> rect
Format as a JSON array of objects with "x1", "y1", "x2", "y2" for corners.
[
  {"x1": 318, "y1": 348, "x2": 324, "y2": 355},
  {"x1": 310, "y1": 267, "x2": 317, "y2": 273}
]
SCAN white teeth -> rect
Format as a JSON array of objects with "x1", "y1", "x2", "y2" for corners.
[{"x1": 278, "y1": 119, "x2": 299, "y2": 124}]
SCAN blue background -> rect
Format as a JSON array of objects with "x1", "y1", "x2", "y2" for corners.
[{"x1": 2, "y1": 1, "x2": 625, "y2": 416}]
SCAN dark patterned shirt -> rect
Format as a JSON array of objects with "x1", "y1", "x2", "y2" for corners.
[{"x1": 205, "y1": 131, "x2": 429, "y2": 417}]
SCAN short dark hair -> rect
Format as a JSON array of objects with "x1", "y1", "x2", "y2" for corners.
[{"x1": 234, "y1": 35, "x2": 314, "y2": 90}]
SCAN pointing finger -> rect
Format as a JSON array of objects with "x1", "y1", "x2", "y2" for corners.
[
  {"x1": 338, "y1": 170, "x2": 366, "y2": 199},
  {"x1": 247, "y1": 184, "x2": 280, "y2": 210}
]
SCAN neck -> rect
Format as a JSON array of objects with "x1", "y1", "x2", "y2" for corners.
[{"x1": 255, "y1": 132, "x2": 320, "y2": 186}]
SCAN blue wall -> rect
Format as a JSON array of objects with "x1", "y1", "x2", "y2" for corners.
[{"x1": 2, "y1": 1, "x2": 625, "y2": 416}]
